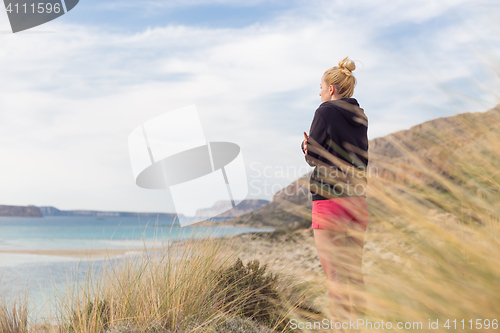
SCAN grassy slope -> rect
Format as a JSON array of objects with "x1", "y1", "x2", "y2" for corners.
[
  {"x1": 2, "y1": 105, "x2": 499, "y2": 333},
  {"x1": 226, "y1": 104, "x2": 500, "y2": 229}
]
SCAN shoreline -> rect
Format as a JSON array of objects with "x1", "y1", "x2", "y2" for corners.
[
  {"x1": 0, "y1": 248, "x2": 147, "y2": 260},
  {"x1": 0, "y1": 227, "x2": 276, "y2": 262}
]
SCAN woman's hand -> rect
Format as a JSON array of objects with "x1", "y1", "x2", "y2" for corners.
[{"x1": 303, "y1": 131, "x2": 308, "y2": 156}]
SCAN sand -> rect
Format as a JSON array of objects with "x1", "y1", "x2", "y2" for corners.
[
  {"x1": 228, "y1": 228, "x2": 326, "y2": 281},
  {"x1": 0, "y1": 228, "x2": 324, "y2": 277},
  {"x1": 0, "y1": 248, "x2": 146, "y2": 259}
]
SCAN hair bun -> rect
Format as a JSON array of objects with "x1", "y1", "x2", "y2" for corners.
[{"x1": 338, "y1": 57, "x2": 356, "y2": 76}]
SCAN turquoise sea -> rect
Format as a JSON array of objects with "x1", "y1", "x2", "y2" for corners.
[{"x1": 0, "y1": 215, "x2": 273, "y2": 324}]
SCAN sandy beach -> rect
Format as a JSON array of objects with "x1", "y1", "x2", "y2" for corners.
[
  {"x1": 0, "y1": 228, "x2": 323, "y2": 278},
  {"x1": 225, "y1": 228, "x2": 326, "y2": 282},
  {"x1": 0, "y1": 248, "x2": 146, "y2": 260}
]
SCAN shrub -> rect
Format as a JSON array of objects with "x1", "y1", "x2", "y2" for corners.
[
  {"x1": 69, "y1": 298, "x2": 110, "y2": 333},
  {"x1": 211, "y1": 257, "x2": 286, "y2": 330}
]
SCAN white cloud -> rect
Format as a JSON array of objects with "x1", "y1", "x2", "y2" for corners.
[{"x1": 0, "y1": 0, "x2": 499, "y2": 215}]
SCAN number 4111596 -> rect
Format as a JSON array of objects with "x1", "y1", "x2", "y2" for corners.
[
  {"x1": 444, "y1": 319, "x2": 498, "y2": 330},
  {"x1": 6, "y1": 2, "x2": 62, "y2": 14}
]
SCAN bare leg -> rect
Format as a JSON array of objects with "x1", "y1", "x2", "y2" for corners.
[
  {"x1": 313, "y1": 229, "x2": 351, "y2": 327},
  {"x1": 344, "y1": 222, "x2": 367, "y2": 319}
]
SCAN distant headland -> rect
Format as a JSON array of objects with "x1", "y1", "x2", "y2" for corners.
[
  {"x1": 0, "y1": 199, "x2": 271, "y2": 220},
  {"x1": 0, "y1": 205, "x2": 43, "y2": 217},
  {"x1": 0, "y1": 204, "x2": 180, "y2": 219}
]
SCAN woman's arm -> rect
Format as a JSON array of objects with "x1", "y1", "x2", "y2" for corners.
[
  {"x1": 304, "y1": 109, "x2": 327, "y2": 166},
  {"x1": 301, "y1": 134, "x2": 307, "y2": 154}
]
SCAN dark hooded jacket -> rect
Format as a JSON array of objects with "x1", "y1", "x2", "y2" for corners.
[{"x1": 301, "y1": 98, "x2": 369, "y2": 201}]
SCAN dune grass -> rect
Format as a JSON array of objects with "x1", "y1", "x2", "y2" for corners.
[
  {"x1": 1, "y1": 113, "x2": 500, "y2": 332},
  {"x1": 1, "y1": 95, "x2": 500, "y2": 333},
  {"x1": 352, "y1": 112, "x2": 500, "y2": 332},
  {"x1": 0, "y1": 295, "x2": 29, "y2": 333},
  {"x1": 2, "y1": 109, "x2": 500, "y2": 332},
  {"x1": 0, "y1": 225, "x2": 320, "y2": 333},
  {"x1": 261, "y1": 104, "x2": 500, "y2": 332}
]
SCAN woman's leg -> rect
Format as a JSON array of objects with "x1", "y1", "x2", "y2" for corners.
[
  {"x1": 313, "y1": 229, "x2": 352, "y2": 323},
  {"x1": 344, "y1": 222, "x2": 367, "y2": 318}
]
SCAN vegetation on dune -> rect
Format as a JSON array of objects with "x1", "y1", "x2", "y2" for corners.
[
  {"x1": 0, "y1": 230, "x2": 315, "y2": 333},
  {"x1": 2, "y1": 104, "x2": 500, "y2": 332},
  {"x1": 360, "y1": 120, "x2": 500, "y2": 331},
  {"x1": 0, "y1": 296, "x2": 29, "y2": 333},
  {"x1": 246, "y1": 105, "x2": 500, "y2": 332}
]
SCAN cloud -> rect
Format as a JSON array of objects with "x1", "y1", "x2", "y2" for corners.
[{"x1": 0, "y1": 0, "x2": 498, "y2": 215}]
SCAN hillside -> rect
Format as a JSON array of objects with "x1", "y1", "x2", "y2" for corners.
[
  {"x1": 0, "y1": 205, "x2": 181, "y2": 219},
  {"x1": 226, "y1": 104, "x2": 500, "y2": 228},
  {"x1": 0, "y1": 205, "x2": 42, "y2": 217},
  {"x1": 195, "y1": 199, "x2": 270, "y2": 219},
  {"x1": 368, "y1": 104, "x2": 500, "y2": 183},
  {"x1": 39, "y1": 206, "x2": 180, "y2": 219}
]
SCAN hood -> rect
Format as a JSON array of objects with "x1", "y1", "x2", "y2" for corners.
[{"x1": 327, "y1": 98, "x2": 367, "y2": 127}]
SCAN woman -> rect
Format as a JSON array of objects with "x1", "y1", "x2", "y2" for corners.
[{"x1": 301, "y1": 57, "x2": 369, "y2": 324}]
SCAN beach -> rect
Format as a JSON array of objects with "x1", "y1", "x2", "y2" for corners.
[
  {"x1": 0, "y1": 248, "x2": 144, "y2": 260},
  {"x1": 230, "y1": 228, "x2": 324, "y2": 280}
]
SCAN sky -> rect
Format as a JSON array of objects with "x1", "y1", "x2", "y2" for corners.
[{"x1": 0, "y1": 0, "x2": 499, "y2": 216}]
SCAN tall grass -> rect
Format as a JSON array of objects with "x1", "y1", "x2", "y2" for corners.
[
  {"x1": 2, "y1": 111, "x2": 499, "y2": 332},
  {"x1": 2, "y1": 98, "x2": 499, "y2": 333},
  {"x1": 0, "y1": 295, "x2": 28, "y2": 333},
  {"x1": 355, "y1": 110, "x2": 500, "y2": 332},
  {"x1": 0, "y1": 226, "x2": 316, "y2": 333},
  {"x1": 267, "y1": 104, "x2": 500, "y2": 332}
]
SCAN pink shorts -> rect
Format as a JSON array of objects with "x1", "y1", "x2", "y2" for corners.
[{"x1": 312, "y1": 197, "x2": 369, "y2": 232}]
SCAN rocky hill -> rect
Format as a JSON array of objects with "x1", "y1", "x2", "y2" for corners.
[
  {"x1": 368, "y1": 104, "x2": 500, "y2": 183},
  {"x1": 225, "y1": 104, "x2": 500, "y2": 228},
  {"x1": 0, "y1": 205, "x2": 180, "y2": 219},
  {"x1": 195, "y1": 199, "x2": 270, "y2": 219},
  {"x1": 0, "y1": 205, "x2": 42, "y2": 217},
  {"x1": 38, "y1": 206, "x2": 181, "y2": 219}
]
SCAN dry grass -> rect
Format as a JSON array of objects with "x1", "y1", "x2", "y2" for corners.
[
  {"x1": 2, "y1": 110, "x2": 500, "y2": 332},
  {"x1": 2, "y1": 115, "x2": 500, "y2": 332},
  {"x1": 2, "y1": 51, "x2": 500, "y2": 332},
  {"x1": 0, "y1": 295, "x2": 29, "y2": 333},
  {"x1": 2, "y1": 227, "x2": 315, "y2": 333},
  {"x1": 358, "y1": 128, "x2": 500, "y2": 332},
  {"x1": 267, "y1": 104, "x2": 500, "y2": 332}
]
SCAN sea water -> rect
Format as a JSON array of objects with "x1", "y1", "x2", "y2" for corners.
[{"x1": 0, "y1": 215, "x2": 273, "y2": 325}]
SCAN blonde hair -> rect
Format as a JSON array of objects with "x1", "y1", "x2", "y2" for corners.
[{"x1": 324, "y1": 57, "x2": 357, "y2": 98}]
